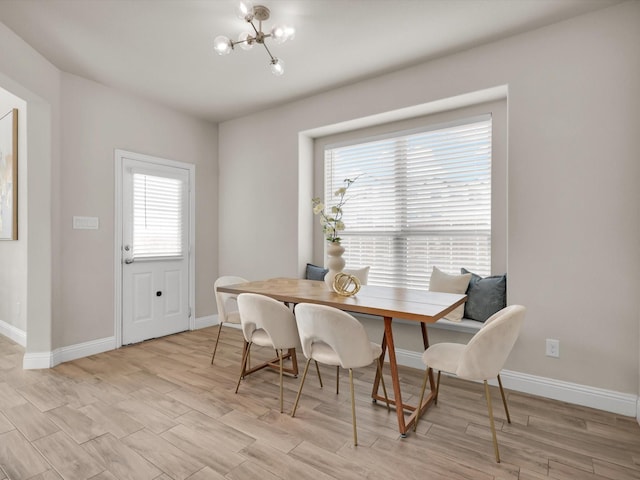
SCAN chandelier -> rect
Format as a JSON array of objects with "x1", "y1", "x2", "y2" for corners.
[{"x1": 213, "y1": 1, "x2": 295, "y2": 76}]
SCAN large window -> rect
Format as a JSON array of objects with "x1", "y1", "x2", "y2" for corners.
[{"x1": 324, "y1": 115, "x2": 492, "y2": 289}]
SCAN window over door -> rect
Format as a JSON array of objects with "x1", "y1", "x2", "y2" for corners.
[{"x1": 323, "y1": 115, "x2": 492, "y2": 289}]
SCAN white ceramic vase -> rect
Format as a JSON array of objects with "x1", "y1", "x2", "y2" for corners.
[{"x1": 324, "y1": 241, "x2": 346, "y2": 289}]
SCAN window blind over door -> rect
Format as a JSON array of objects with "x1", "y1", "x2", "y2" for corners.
[
  {"x1": 133, "y1": 173, "x2": 184, "y2": 258},
  {"x1": 324, "y1": 116, "x2": 492, "y2": 289}
]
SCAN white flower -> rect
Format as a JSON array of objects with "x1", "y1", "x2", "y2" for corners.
[{"x1": 311, "y1": 176, "x2": 359, "y2": 243}]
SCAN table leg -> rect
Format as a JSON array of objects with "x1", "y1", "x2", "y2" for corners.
[
  {"x1": 243, "y1": 348, "x2": 298, "y2": 377},
  {"x1": 371, "y1": 330, "x2": 387, "y2": 398},
  {"x1": 420, "y1": 322, "x2": 436, "y2": 391},
  {"x1": 371, "y1": 319, "x2": 438, "y2": 436},
  {"x1": 383, "y1": 316, "x2": 408, "y2": 436}
]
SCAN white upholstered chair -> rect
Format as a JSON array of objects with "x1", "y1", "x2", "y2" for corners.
[
  {"x1": 212, "y1": 275, "x2": 248, "y2": 364},
  {"x1": 415, "y1": 304, "x2": 526, "y2": 462},
  {"x1": 235, "y1": 293, "x2": 302, "y2": 413},
  {"x1": 291, "y1": 303, "x2": 390, "y2": 446}
]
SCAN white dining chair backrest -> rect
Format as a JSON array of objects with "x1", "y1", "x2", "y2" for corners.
[
  {"x1": 237, "y1": 293, "x2": 300, "y2": 350},
  {"x1": 214, "y1": 275, "x2": 248, "y2": 324},
  {"x1": 295, "y1": 303, "x2": 374, "y2": 369},
  {"x1": 456, "y1": 305, "x2": 526, "y2": 381}
]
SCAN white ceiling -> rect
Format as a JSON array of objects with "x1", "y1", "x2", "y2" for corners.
[{"x1": 0, "y1": 0, "x2": 620, "y2": 123}]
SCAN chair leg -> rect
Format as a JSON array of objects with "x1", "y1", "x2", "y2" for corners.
[
  {"x1": 497, "y1": 374, "x2": 511, "y2": 424},
  {"x1": 315, "y1": 360, "x2": 323, "y2": 388},
  {"x1": 279, "y1": 349, "x2": 284, "y2": 413},
  {"x1": 291, "y1": 358, "x2": 312, "y2": 417},
  {"x1": 414, "y1": 367, "x2": 430, "y2": 432},
  {"x1": 376, "y1": 358, "x2": 390, "y2": 411},
  {"x1": 435, "y1": 370, "x2": 441, "y2": 405},
  {"x1": 235, "y1": 341, "x2": 252, "y2": 394},
  {"x1": 210, "y1": 323, "x2": 224, "y2": 364},
  {"x1": 484, "y1": 380, "x2": 501, "y2": 463},
  {"x1": 336, "y1": 365, "x2": 340, "y2": 395},
  {"x1": 349, "y1": 368, "x2": 358, "y2": 446}
]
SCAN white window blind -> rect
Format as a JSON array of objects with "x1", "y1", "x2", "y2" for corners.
[
  {"x1": 324, "y1": 116, "x2": 492, "y2": 289},
  {"x1": 133, "y1": 173, "x2": 184, "y2": 258}
]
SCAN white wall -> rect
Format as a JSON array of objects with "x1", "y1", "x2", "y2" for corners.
[
  {"x1": 219, "y1": 2, "x2": 640, "y2": 396},
  {"x1": 0, "y1": 21, "x2": 60, "y2": 355},
  {"x1": 0, "y1": 20, "x2": 219, "y2": 359},
  {"x1": 58, "y1": 73, "x2": 219, "y2": 348},
  {"x1": 0, "y1": 89, "x2": 27, "y2": 334}
]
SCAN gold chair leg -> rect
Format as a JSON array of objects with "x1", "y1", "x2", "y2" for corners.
[
  {"x1": 376, "y1": 358, "x2": 390, "y2": 411},
  {"x1": 497, "y1": 374, "x2": 511, "y2": 424},
  {"x1": 349, "y1": 368, "x2": 358, "y2": 446},
  {"x1": 435, "y1": 370, "x2": 441, "y2": 405},
  {"x1": 315, "y1": 360, "x2": 323, "y2": 388},
  {"x1": 291, "y1": 358, "x2": 312, "y2": 417},
  {"x1": 279, "y1": 349, "x2": 284, "y2": 413},
  {"x1": 336, "y1": 365, "x2": 340, "y2": 395},
  {"x1": 235, "y1": 341, "x2": 252, "y2": 394},
  {"x1": 210, "y1": 322, "x2": 224, "y2": 364},
  {"x1": 414, "y1": 367, "x2": 430, "y2": 432},
  {"x1": 484, "y1": 380, "x2": 501, "y2": 463}
]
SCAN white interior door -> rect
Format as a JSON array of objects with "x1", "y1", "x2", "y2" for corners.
[{"x1": 121, "y1": 157, "x2": 190, "y2": 345}]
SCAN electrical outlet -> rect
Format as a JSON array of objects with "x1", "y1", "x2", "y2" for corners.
[{"x1": 546, "y1": 338, "x2": 560, "y2": 358}]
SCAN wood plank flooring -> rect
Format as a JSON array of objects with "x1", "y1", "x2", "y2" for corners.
[{"x1": 1, "y1": 327, "x2": 639, "y2": 479}]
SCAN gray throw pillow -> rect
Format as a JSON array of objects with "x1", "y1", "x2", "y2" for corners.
[
  {"x1": 305, "y1": 263, "x2": 328, "y2": 281},
  {"x1": 461, "y1": 268, "x2": 507, "y2": 322}
]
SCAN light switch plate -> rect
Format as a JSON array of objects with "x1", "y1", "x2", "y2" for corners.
[{"x1": 73, "y1": 216, "x2": 99, "y2": 230}]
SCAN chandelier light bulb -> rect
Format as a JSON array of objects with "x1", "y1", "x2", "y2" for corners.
[
  {"x1": 213, "y1": 35, "x2": 232, "y2": 55},
  {"x1": 271, "y1": 24, "x2": 295, "y2": 44},
  {"x1": 270, "y1": 57, "x2": 285, "y2": 76},
  {"x1": 284, "y1": 26, "x2": 295, "y2": 41},
  {"x1": 236, "y1": 1, "x2": 254, "y2": 21},
  {"x1": 238, "y1": 32, "x2": 254, "y2": 50}
]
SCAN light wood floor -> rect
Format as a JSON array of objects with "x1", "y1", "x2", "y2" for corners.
[{"x1": 1, "y1": 327, "x2": 639, "y2": 480}]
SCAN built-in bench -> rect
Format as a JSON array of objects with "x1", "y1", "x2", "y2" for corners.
[
  {"x1": 429, "y1": 317, "x2": 483, "y2": 334},
  {"x1": 352, "y1": 312, "x2": 483, "y2": 334}
]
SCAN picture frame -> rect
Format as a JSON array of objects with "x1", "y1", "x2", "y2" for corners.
[{"x1": 0, "y1": 108, "x2": 18, "y2": 240}]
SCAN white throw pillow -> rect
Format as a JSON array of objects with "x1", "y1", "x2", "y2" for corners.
[
  {"x1": 343, "y1": 266, "x2": 370, "y2": 285},
  {"x1": 428, "y1": 266, "x2": 471, "y2": 322}
]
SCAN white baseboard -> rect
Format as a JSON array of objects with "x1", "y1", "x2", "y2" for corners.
[
  {"x1": 22, "y1": 351, "x2": 53, "y2": 369},
  {"x1": 193, "y1": 315, "x2": 242, "y2": 331},
  {"x1": 23, "y1": 336, "x2": 116, "y2": 370},
  {"x1": 22, "y1": 313, "x2": 228, "y2": 370},
  {"x1": 393, "y1": 347, "x2": 637, "y2": 417},
  {"x1": 194, "y1": 314, "x2": 217, "y2": 329},
  {"x1": 0, "y1": 319, "x2": 26, "y2": 347}
]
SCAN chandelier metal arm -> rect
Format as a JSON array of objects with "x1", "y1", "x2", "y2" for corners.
[
  {"x1": 229, "y1": 18, "x2": 276, "y2": 62},
  {"x1": 261, "y1": 40, "x2": 277, "y2": 63}
]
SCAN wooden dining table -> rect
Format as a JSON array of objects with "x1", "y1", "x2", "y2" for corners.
[{"x1": 217, "y1": 277, "x2": 467, "y2": 436}]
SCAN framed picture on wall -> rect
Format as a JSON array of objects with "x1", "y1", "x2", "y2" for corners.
[{"x1": 0, "y1": 108, "x2": 18, "y2": 240}]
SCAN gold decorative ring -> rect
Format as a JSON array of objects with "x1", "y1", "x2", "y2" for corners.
[{"x1": 332, "y1": 273, "x2": 361, "y2": 297}]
